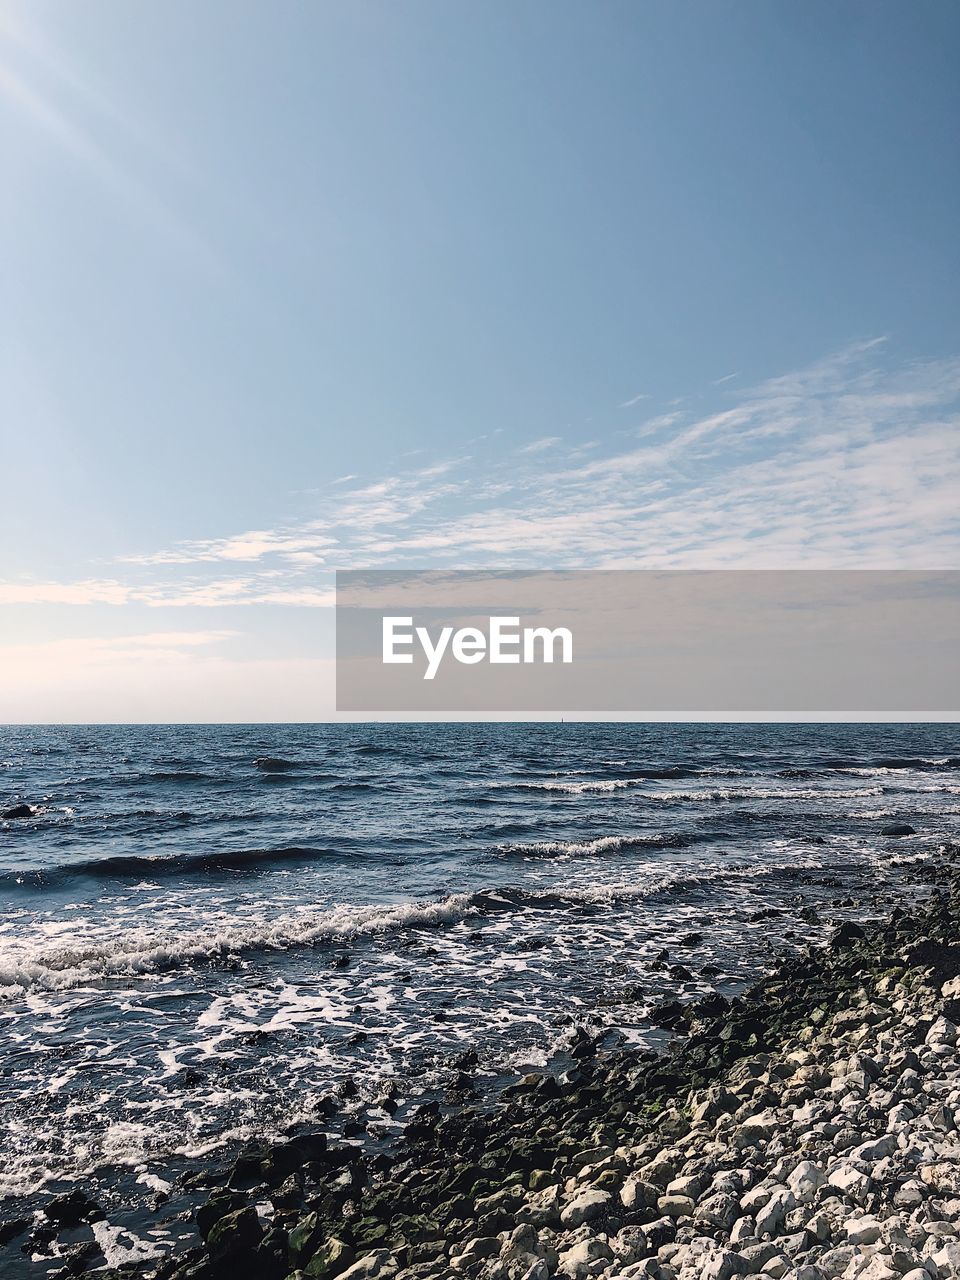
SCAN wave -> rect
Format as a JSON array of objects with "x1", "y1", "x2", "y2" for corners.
[
  {"x1": 0, "y1": 861, "x2": 818, "y2": 997},
  {"x1": 822, "y1": 756, "x2": 960, "y2": 773},
  {"x1": 0, "y1": 844, "x2": 360, "y2": 888},
  {"x1": 495, "y1": 833, "x2": 691, "y2": 858},
  {"x1": 489, "y1": 779, "x2": 887, "y2": 801},
  {"x1": 115, "y1": 770, "x2": 216, "y2": 785},
  {"x1": 491, "y1": 778, "x2": 642, "y2": 794},
  {"x1": 650, "y1": 786, "x2": 886, "y2": 802}
]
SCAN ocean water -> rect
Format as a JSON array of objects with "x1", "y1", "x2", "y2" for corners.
[{"x1": 1, "y1": 722, "x2": 959, "y2": 1270}]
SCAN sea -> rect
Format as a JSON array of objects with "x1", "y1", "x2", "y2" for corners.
[{"x1": 1, "y1": 721, "x2": 959, "y2": 1272}]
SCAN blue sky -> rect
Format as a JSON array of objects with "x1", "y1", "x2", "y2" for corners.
[{"x1": 1, "y1": 1, "x2": 959, "y2": 720}]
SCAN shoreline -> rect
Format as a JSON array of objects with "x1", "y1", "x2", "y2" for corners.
[{"x1": 35, "y1": 841, "x2": 958, "y2": 1280}]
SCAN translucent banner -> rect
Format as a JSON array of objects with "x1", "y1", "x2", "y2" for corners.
[{"x1": 335, "y1": 570, "x2": 960, "y2": 715}]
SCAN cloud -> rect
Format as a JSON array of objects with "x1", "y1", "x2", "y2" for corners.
[
  {"x1": 518, "y1": 436, "x2": 562, "y2": 454},
  {"x1": 3, "y1": 341, "x2": 960, "y2": 619},
  {"x1": 0, "y1": 579, "x2": 132, "y2": 605},
  {"x1": 0, "y1": 629, "x2": 236, "y2": 668},
  {"x1": 618, "y1": 393, "x2": 650, "y2": 408},
  {"x1": 0, "y1": 630, "x2": 333, "y2": 722}
]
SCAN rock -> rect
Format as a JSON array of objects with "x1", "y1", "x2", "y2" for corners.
[
  {"x1": 559, "y1": 1189, "x2": 611, "y2": 1227},
  {"x1": 620, "y1": 1177, "x2": 658, "y2": 1211},
  {"x1": 303, "y1": 1237, "x2": 356, "y2": 1278},
  {"x1": 880, "y1": 823, "x2": 915, "y2": 836},
  {"x1": 338, "y1": 1252, "x2": 399, "y2": 1278},
  {"x1": 206, "y1": 1206, "x2": 264, "y2": 1260},
  {"x1": 831, "y1": 921, "x2": 866, "y2": 949},
  {"x1": 557, "y1": 1237, "x2": 613, "y2": 1278},
  {"x1": 929, "y1": 1240, "x2": 960, "y2": 1275},
  {"x1": 1, "y1": 803, "x2": 35, "y2": 819},
  {"x1": 694, "y1": 1192, "x2": 740, "y2": 1230},
  {"x1": 817, "y1": 1244, "x2": 857, "y2": 1276},
  {"x1": 451, "y1": 1237, "x2": 500, "y2": 1267},
  {"x1": 844, "y1": 1214, "x2": 882, "y2": 1245},
  {"x1": 657, "y1": 1194, "x2": 696, "y2": 1218},
  {"x1": 851, "y1": 1259, "x2": 899, "y2": 1280},
  {"x1": 0, "y1": 1218, "x2": 30, "y2": 1245},
  {"x1": 196, "y1": 1191, "x2": 247, "y2": 1239},
  {"x1": 255, "y1": 756, "x2": 297, "y2": 772},
  {"x1": 43, "y1": 1189, "x2": 103, "y2": 1226},
  {"x1": 828, "y1": 1163, "x2": 871, "y2": 1202},
  {"x1": 925, "y1": 1016, "x2": 958, "y2": 1047},
  {"x1": 755, "y1": 1188, "x2": 796, "y2": 1237},
  {"x1": 649, "y1": 999, "x2": 689, "y2": 1031},
  {"x1": 518, "y1": 1184, "x2": 562, "y2": 1227},
  {"x1": 289, "y1": 1212, "x2": 327, "y2": 1266},
  {"x1": 733, "y1": 1111, "x2": 779, "y2": 1149},
  {"x1": 787, "y1": 1161, "x2": 826, "y2": 1202},
  {"x1": 849, "y1": 1134, "x2": 897, "y2": 1161}
]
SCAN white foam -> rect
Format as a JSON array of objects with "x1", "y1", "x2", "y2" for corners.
[
  {"x1": 0, "y1": 893, "x2": 478, "y2": 997},
  {"x1": 500, "y1": 834, "x2": 678, "y2": 858},
  {"x1": 91, "y1": 1221, "x2": 164, "y2": 1268}
]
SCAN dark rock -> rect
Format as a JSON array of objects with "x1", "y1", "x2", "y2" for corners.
[
  {"x1": 43, "y1": 1190, "x2": 104, "y2": 1227},
  {"x1": 0, "y1": 1217, "x2": 29, "y2": 1245},
  {"x1": 301, "y1": 1235, "x2": 355, "y2": 1278},
  {"x1": 648, "y1": 999, "x2": 688, "y2": 1031},
  {"x1": 196, "y1": 1192, "x2": 247, "y2": 1240},
  {"x1": 831, "y1": 921, "x2": 866, "y2": 950},
  {"x1": 882, "y1": 823, "x2": 916, "y2": 836},
  {"x1": 206, "y1": 1206, "x2": 263, "y2": 1261},
  {"x1": 254, "y1": 757, "x2": 297, "y2": 773},
  {"x1": 2, "y1": 804, "x2": 35, "y2": 819}
]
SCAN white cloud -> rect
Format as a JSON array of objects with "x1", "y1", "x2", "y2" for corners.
[
  {"x1": 0, "y1": 579, "x2": 132, "y2": 605},
  {"x1": 518, "y1": 436, "x2": 561, "y2": 454},
  {"x1": 3, "y1": 342, "x2": 959, "y2": 619}
]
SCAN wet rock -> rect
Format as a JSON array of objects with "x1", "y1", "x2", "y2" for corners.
[
  {"x1": 302, "y1": 1236, "x2": 355, "y2": 1278},
  {"x1": 255, "y1": 757, "x2": 297, "y2": 772},
  {"x1": 205, "y1": 1205, "x2": 263, "y2": 1260},
  {"x1": 1, "y1": 803, "x2": 35, "y2": 819},
  {"x1": 0, "y1": 1217, "x2": 29, "y2": 1245},
  {"x1": 196, "y1": 1191, "x2": 247, "y2": 1239},
  {"x1": 881, "y1": 823, "x2": 916, "y2": 836},
  {"x1": 43, "y1": 1189, "x2": 104, "y2": 1227}
]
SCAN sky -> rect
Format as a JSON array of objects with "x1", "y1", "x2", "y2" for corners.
[{"x1": 1, "y1": 0, "x2": 959, "y2": 721}]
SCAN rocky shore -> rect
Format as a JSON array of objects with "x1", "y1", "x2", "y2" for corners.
[{"x1": 16, "y1": 845, "x2": 960, "y2": 1280}]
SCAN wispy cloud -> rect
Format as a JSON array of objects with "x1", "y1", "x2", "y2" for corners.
[
  {"x1": 518, "y1": 436, "x2": 561, "y2": 454},
  {"x1": 618, "y1": 392, "x2": 650, "y2": 408},
  {"x1": 3, "y1": 341, "x2": 959, "y2": 612}
]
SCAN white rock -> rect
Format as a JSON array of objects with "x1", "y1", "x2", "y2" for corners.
[
  {"x1": 787, "y1": 1160, "x2": 826, "y2": 1202},
  {"x1": 560, "y1": 1189, "x2": 611, "y2": 1228},
  {"x1": 337, "y1": 1252, "x2": 399, "y2": 1279},
  {"x1": 846, "y1": 1259, "x2": 898, "y2": 1280},
  {"x1": 829, "y1": 1163, "x2": 872, "y2": 1202},
  {"x1": 557, "y1": 1237, "x2": 613, "y2": 1278},
  {"x1": 844, "y1": 1214, "x2": 883, "y2": 1245},
  {"x1": 849, "y1": 1135, "x2": 897, "y2": 1162},
  {"x1": 926, "y1": 1017, "x2": 958, "y2": 1048},
  {"x1": 755, "y1": 1189, "x2": 796, "y2": 1238},
  {"x1": 930, "y1": 1239, "x2": 960, "y2": 1274}
]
